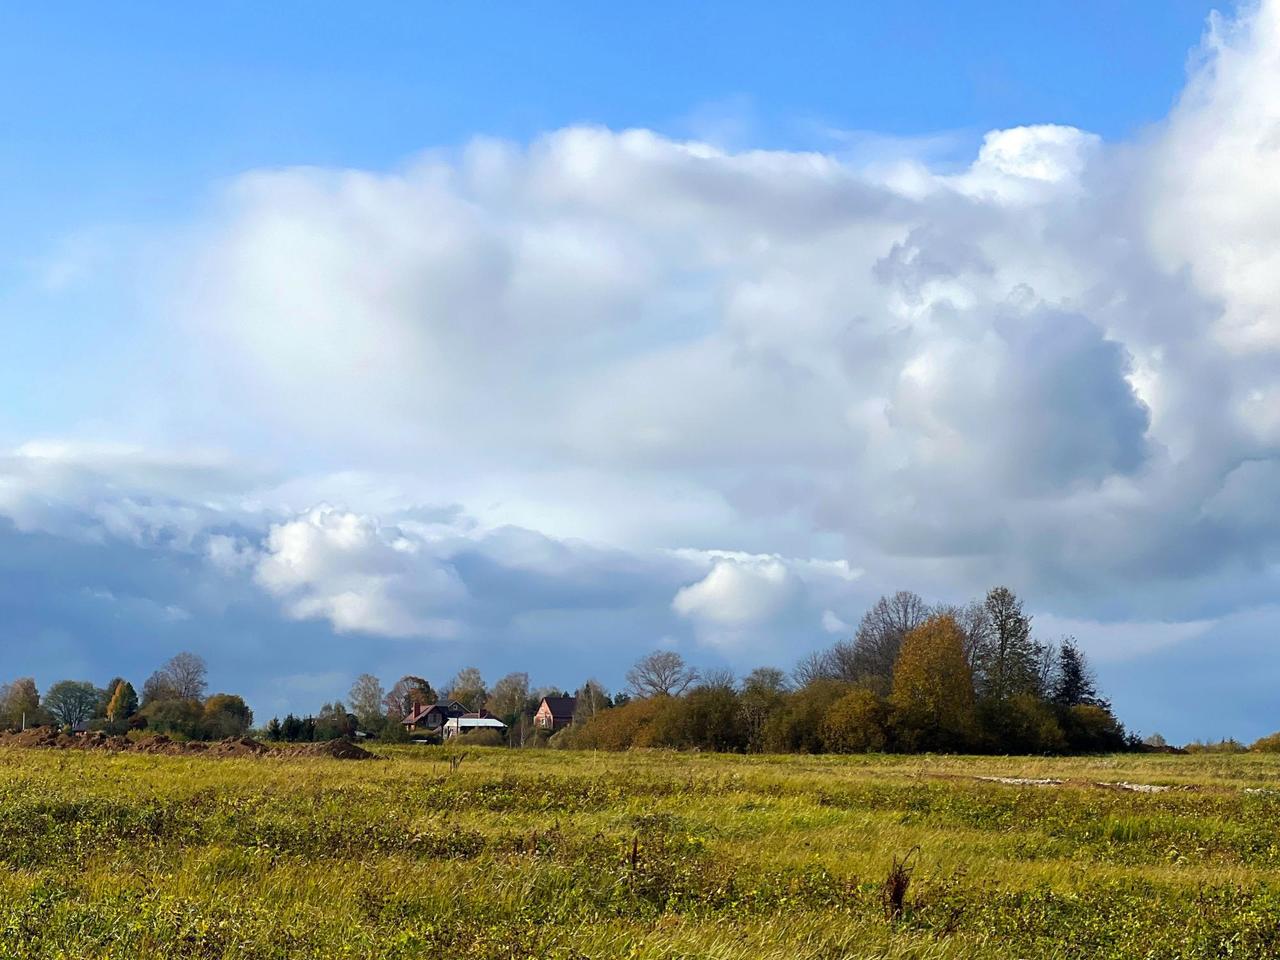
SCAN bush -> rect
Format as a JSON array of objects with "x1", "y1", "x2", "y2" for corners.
[
  {"x1": 1061, "y1": 704, "x2": 1127, "y2": 752},
  {"x1": 1250, "y1": 732, "x2": 1280, "y2": 753},
  {"x1": 977, "y1": 694, "x2": 1066, "y2": 754},
  {"x1": 821, "y1": 688, "x2": 888, "y2": 753},
  {"x1": 761, "y1": 681, "x2": 847, "y2": 753},
  {"x1": 455, "y1": 728, "x2": 505, "y2": 747},
  {"x1": 572, "y1": 697, "x2": 668, "y2": 750},
  {"x1": 1184, "y1": 737, "x2": 1247, "y2": 754},
  {"x1": 646, "y1": 685, "x2": 747, "y2": 752}
]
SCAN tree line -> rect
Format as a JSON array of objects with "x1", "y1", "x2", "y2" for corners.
[
  {"x1": 0, "y1": 652, "x2": 252, "y2": 740},
  {"x1": 264, "y1": 586, "x2": 1141, "y2": 754},
  {"x1": 0, "y1": 586, "x2": 1203, "y2": 754},
  {"x1": 559, "y1": 587, "x2": 1131, "y2": 754}
]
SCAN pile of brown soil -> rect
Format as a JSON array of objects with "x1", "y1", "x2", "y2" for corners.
[
  {"x1": 285, "y1": 738, "x2": 375, "y2": 761},
  {"x1": 0, "y1": 727, "x2": 375, "y2": 761},
  {"x1": 205, "y1": 736, "x2": 269, "y2": 758}
]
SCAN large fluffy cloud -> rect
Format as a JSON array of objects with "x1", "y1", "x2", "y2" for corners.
[{"x1": 9, "y1": 2, "x2": 1280, "y2": 740}]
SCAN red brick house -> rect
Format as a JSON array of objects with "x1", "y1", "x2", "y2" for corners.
[{"x1": 534, "y1": 696, "x2": 577, "y2": 731}]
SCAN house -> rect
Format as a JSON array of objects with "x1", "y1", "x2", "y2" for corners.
[
  {"x1": 401, "y1": 700, "x2": 469, "y2": 734},
  {"x1": 534, "y1": 696, "x2": 577, "y2": 731},
  {"x1": 443, "y1": 713, "x2": 508, "y2": 740}
]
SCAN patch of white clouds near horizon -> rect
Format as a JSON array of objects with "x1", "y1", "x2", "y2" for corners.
[{"x1": 6, "y1": 2, "x2": 1280, "y2": 740}]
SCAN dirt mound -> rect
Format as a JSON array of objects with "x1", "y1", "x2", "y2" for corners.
[
  {"x1": 287, "y1": 738, "x2": 375, "y2": 761},
  {"x1": 5, "y1": 727, "x2": 62, "y2": 749},
  {"x1": 205, "y1": 736, "x2": 269, "y2": 758},
  {"x1": 0, "y1": 727, "x2": 375, "y2": 761}
]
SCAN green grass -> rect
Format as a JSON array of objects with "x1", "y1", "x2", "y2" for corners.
[{"x1": 4, "y1": 746, "x2": 1280, "y2": 958}]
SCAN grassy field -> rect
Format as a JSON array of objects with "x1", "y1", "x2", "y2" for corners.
[{"x1": 3, "y1": 746, "x2": 1280, "y2": 959}]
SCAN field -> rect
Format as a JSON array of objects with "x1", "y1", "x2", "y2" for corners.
[{"x1": 3, "y1": 746, "x2": 1280, "y2": 959}]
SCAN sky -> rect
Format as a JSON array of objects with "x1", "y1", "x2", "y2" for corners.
[{"x1": 2, "y1": 0, "x2": 1278, "y2": 742}]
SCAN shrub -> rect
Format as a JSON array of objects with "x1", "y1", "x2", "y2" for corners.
[
  {"x1": 1184, "y1": 737, "x2": 1248, "y2": 754},
  {"x1": 572, "y1": 697, "x2": 668, "y2": 750},
  {"x1": 455, "y1": 728, "x2": 504, "y2": 747},
  {"x1": 821, "y1": 688, "x2": 889, "y2": 753},
  {"x1": 977, "y1": 694, "x2": 1066, "y2": 754},
  {"x1": 1251, "y1": 732, "x2": 1280, "y2": 753},
  {"x1": 1061, "y1": 704, "x2": 1128, "y2": 752},
  {"x1": 647, "y1": 685, "x2": 747, "y2": 752},
  {"x1": 761, "y1": 681, "x2": 847, "y2": 753}
]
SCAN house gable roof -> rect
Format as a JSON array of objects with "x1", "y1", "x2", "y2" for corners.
[{"x1": 538, "y1": 696, "x2": 577, "y2": 720}]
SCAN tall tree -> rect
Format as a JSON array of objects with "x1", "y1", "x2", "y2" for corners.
[
  {"x1": 626, "y1": 650, "x2": 699, "y2": 698},
  {"x1": 0, "y1": 678, "x2": 43, "y2": 729},
  {"x1": 832, "y1": 591, "x2": 930, "y2": 693},
  {"x1": 934, "y1": 600, "x2": 993, "y2": 675},
  {"x1": 202, "y1": 694, "x2": 254, "y2": 738},
  {"x1": 573, "y1": 679, "x2": 610, "y2": 723},
  {"x1": 446, "y1": 667, "x2": 487, "y2": 711},
  {"x1": 162, "y1": 652, "x2": 209, "y2": 701},
  {"x1": 348, "y1": 673, "x2": 386, "y2": 731},
  {"x1": 791, "y1": 650, "x2": 836, "y2": 687},
  {"x1": 488, "y1": 672, "x2": 530, "y2": 721},
  {"x1": 313, "y1": 701, "x2": 356, "y2": 740},
  {"x1": 141, "y1": 672, "x2": 176, "y2": 706},
  {"x1": 106, "y1": 681, "x2": 139, "y2": 725},
  {"x1": 890, "y1": 615, "x2": 977, "y2": 751},
  {"x1": 1051, "y1": 638, "x2": 1102, "y2": 708},
  {"x1": 98, "y1": 677, "x2": 127, "y2": 718},
  {"x1": 43, "y1": 681, "x2": 101, "y2": 727},
  {"x1": 978, "y1": 587, "x2": 1040, "y2": 700},
  {"x1": 143, "y1": 652, "x2": 208, "y2": 705},
  {"x1": 384, "y1": 676, "x2": 436, "y2": 720}
]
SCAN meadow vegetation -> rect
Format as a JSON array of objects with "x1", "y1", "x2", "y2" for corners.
[{"x1": 4, "y1": 744, "x2": 1280, "y2": 959}]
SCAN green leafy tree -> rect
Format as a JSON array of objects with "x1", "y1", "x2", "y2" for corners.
[
  {"x1": 265, "y1": 717, "x2": 283, "y2": 741},
  {"x1": 1061, "y1": 703, "x2": 1127, "y2": 752},
  {"x1": 43, "y1": 680, "x2": 101, "y2": 728},
  {"x1": 890, "y1": 615, "x2": 978, "y2": 752},
  {"x1": 280, "y1": 714, "x2": 305, "y2": 742},
  {"x1": 0, "y1": 678, "x2": 45, "y2": 729},
  {"x1": 202, "y1": 694, "x2": 254, "y2": 739},
  {"x1": 977, "y1": 693, "x2": 1066, "y2": 753},
  {"x1": 647, "y1": 683, "x2": 746, "y2": 752},
  {"x1": 314, "y1": 701, "x2": 356, "y2": 741},
  {"x1": 139, "y1": 698, "x2": 203, "y2": 737},
  {"x1": 347, "y1": 673, "x2": 386, "y2": 732}
]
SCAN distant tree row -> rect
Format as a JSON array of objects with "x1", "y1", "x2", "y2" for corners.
[
  {"x1": 0, "y1": 652, "x2": 252, "y2": 740},
  {"x1": 558, "y1": 588, "x2": 1134, "y2": 755},
  {"x1": 0, "y1": 587, "x2": 1231, "y2": 755}
]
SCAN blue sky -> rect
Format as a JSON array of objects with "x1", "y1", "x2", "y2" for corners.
[{"x1": 6, "y1": 1, "x2": 1280, "y2": 742}]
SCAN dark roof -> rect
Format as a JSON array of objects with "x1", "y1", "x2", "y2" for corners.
[
  {"x1": 401, "y1": 703, "x2": 447, "y2": 725},
  {"x1": 539, "y1": 696, "x2": 577, "y2": 719}
]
